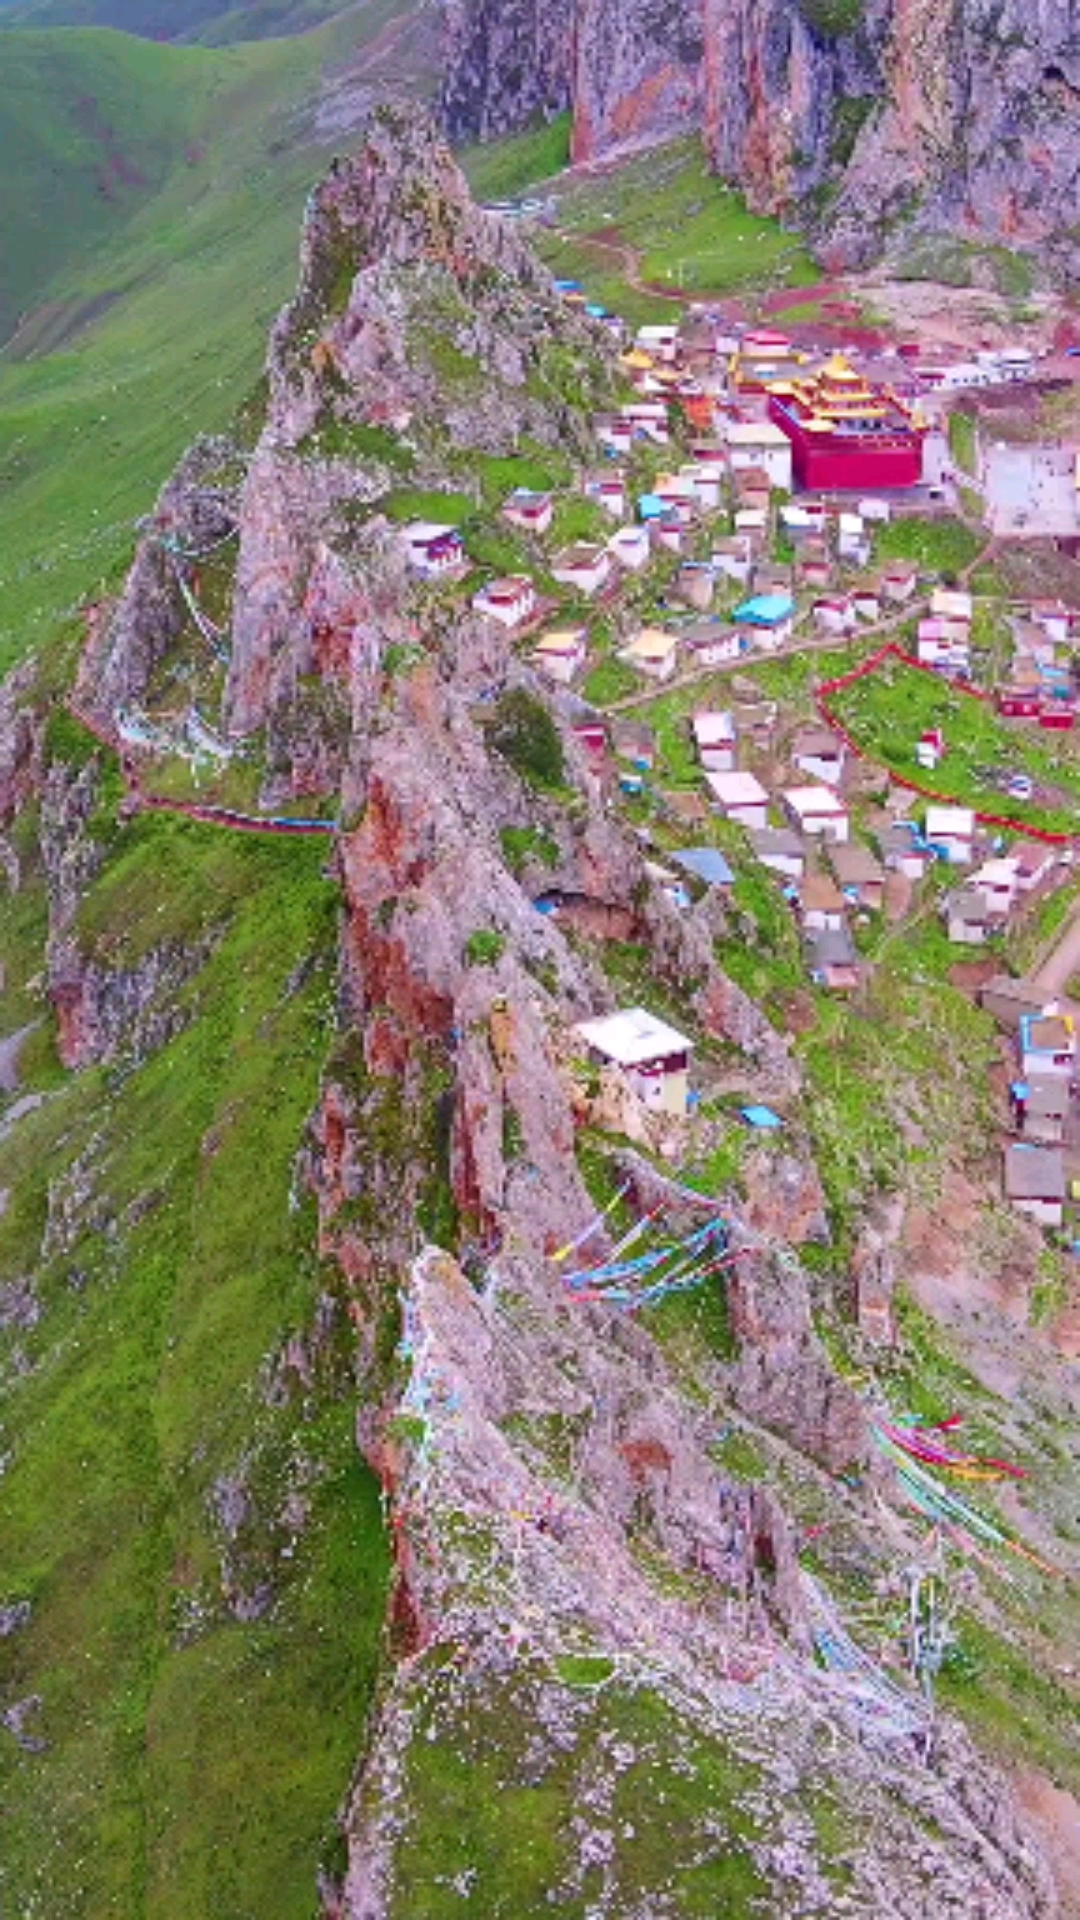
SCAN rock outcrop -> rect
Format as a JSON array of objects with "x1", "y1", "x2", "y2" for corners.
[{"x1": 440, "y1": 0, "x2": 1080, "y2": 276}]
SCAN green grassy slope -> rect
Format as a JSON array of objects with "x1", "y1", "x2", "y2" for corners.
[
  {"x1": 0, "y1": 769, "x2": 390, "y2": 1917},
  {"x1": 0, "y1": 0, "x2": 348, "y2": 44},
  {"x1": 0, "y1": 30, "x2": 217, "y2": 345},
  {"x1": 0, "y1": 4, "x2": 434, "y2": 675}
]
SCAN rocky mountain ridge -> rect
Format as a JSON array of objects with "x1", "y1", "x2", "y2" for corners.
[
  {"x1": 1, "y1": 98, "x2": 1078, "y2": 1918},
  {"x1": 441, "y1": 0, "x2": 1080, "y2": 275}
]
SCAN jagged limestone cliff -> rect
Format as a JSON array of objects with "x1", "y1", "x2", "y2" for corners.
[
  {"x1": 440, "y1": 0, "x2": 1080, "y2": 276},
  {"x1": 1, "y1": 99, "x2": 1078, "y2": 1920}
]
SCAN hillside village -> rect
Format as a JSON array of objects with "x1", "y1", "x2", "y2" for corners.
[{"x1": 367, "y1": 290, "x2": 1080, "y2": 1273}]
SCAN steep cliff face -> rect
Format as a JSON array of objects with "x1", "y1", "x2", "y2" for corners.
[
  {"x1": 439, "y1": 0, "x2": 707, "y2": 163},
  {"x1": 440, "y1": 0, "x2": 575, "y2": 143},
  {"x1": 441, "y1": 0, "x2": 1080, "y2": 274},
  {"x1": 703, "y1": 0, "x2": 1080, "y2": 271}
]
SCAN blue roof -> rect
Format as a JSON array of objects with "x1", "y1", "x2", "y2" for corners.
[
  {"x1": 555, "y1": 278, "x2": 583, "y2": 291},
  {"x1": 741, "y1": 1105, "x2": 783, "y2": 1130},
  {"x1": 638, "y1": 493, "x2": 665, "y2": 519},
  {"x1": 733, "y1": 593, "x2": 795, "y2": 626},
  {"x1": 673, "y1": 847, "x2": 735, "y2": 886},
  {"x1": 585, "y1": 302, "x2": 608, "y2": 317}
]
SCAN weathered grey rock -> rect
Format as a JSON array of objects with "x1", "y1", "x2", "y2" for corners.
[
  {"x1": 443, "y1": 0, "x2": 1080, "y2": 277},
  {"x1": 76, "y1": 437, "x2": 240, "y2": 731}
]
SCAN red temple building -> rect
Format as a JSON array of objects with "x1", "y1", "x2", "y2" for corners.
[{"x1": 767, "y1": 355, "x2": 927, "y2": 491}]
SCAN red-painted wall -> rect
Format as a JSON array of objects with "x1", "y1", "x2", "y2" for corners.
[{"x1": 768, "y1": 396, "x2": 924, "y2": 490}]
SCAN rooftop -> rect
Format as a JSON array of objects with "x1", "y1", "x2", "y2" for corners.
[
  {"x1": 785, "y1": 784, "x2": 847, "y2": 818},
  {"x1": 925, "y1": 806, "x2": 976, "y2": 837},
  {"x1": 734, "y1": 593, "x2": 795, "y2": 625},
  {"x1": 576, "y1": 1007, "x2": 694, "y2": 1068},
  {"x1": 706, "y1": 769, "x2": 769, "y2": 807},
  {"x1": 1004, "y1": 1142, "x2": 1066, "y2": 1200},
  {"x1": 673, "y1": 847, "x2": 735, "y2": 886},
  {"x1": 693, "y1": 710, "x2": 736, "y2": 745}
]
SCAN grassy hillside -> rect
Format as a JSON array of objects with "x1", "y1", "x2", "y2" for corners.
[
  {"x1": 0, "y1": 0, "x2": 348, "y2": 44},
  {"x1": 0, "y1": 31, "x2": 217, "y2": 345},
  {"x1": 0, "y1": 747, "x2": 391, "y2": 1916},
  {"x1": 0, "y1": 4, "x2": 435, "y2": 674}
]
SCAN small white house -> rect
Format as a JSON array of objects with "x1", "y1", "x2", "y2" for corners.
[
  {"x1": 402, "y1": 522, "x2": 466, "y2": 578},
  {"x1": 929, "y1": 587, "x2": 974, "y2": 627},
  {"x1": 733, "y1": 593, "x2": 795, "y2": 651},
  {"x1": 576, "y1": 1007, "x2": 694, "y2": 1116},
  {"x1": 859, "y1": 497, "x2": 892, "y2": 524},
  {"x1": 917, "y1": 620, "x2": 971, "y2": 675},
  {"x1": 880, "y1": 823, "x2": 933, "y2": 881},
  {"x1": 706, "y1": 769, "x2": 770, "y2": 832},
  {"x1": 594, "y1": 415, "x2": 635, "y2": 457},
  {"x1": 853, "y1": 587, "x2": 881, "y2": 622},
  {"x1": 781, "y1": 502, "x2": 828, "y2": 540},
  {"x1": 925, "y1": 806, "x2": 976, "y2": 865},
  {"x1": 585, "y1": 473, "x2": 628, "y2": 519},
  {"x1": 882, "y1": 560, "x2": 918, "y2": 603},
  {"x1": 608, "y1": 526, "x2": 652, "y2": 572},
  {"x1": 1032, "y1": 600, "x2": 1073, "y2": 647},
  {"x1": 733, "y1": 508, "x2": 769, "y2": 545},
  {"x1": 970, "y1": 857, "x2": 1020, "y2": 913},
  {"x1": 502, "y1": 489, "x2": 554, "y2": 536},
  {"x1": 750, "y1": 827, "x2": 805, "y2": 881},
  {"x1": 682, "y1": 622, "x2": 741, "y2": 669},
  {"x1": 1019, "y1": 1011, "x2": 1077, "y2": 1084},
  {"x1": 791, "y1": 727, "x2": 846, "y2": 788},
  {"x1": 801, "y1": 873, "x2": 847, "y2": 933},
  {"x1": 532, "y1": 627, "x2": 588, "y2": 686},
  {"x1": 472, "y1": 575, "x2": 537, "y2": 630},
  {"x1": 725, "y1": 420, "x2": 793, "y2": 491},
  {"x1": 619, "y1": 628, "x2": 679, "y2": 682},
  {"x1": 552, "y1": 543, "x2": 612, "y2": 598},
  {"x1": 1014, "y1": 842, "x2": 1059, "y2": 893},
  {"x1": 837, "y1": 512, "x2": 870, "y2": 564},
  {"x1": 680, "y1": 462, "x2": 722, "y2": 510},
  {"x1": 712, "y1": 536, "x2": 754, "y2": 585},
  {"x1": 783, "y1": 785, "x2": 850, "y2": 844},
  {"x1": 693, "y1": 710, "x2": 737, "y2": 773},
  {"x1": 624, "y1": 401, "x2": 670, "y2": 444},
  {"x1": 812, "y1": 595, "x2": 856, "y2": 636},
  {"x1": 1004, "y1": 1143, "x2": 1066, "y2": 1228},
  {"x1": 945, "y1": 887, "x2": 1003, "y2": 946}
]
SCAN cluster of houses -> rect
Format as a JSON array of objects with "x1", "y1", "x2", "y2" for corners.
[
  {"x1": 996, "y1": 599, "x2": 1080, "y2": 730},
  {"x1": 941, "y1": 823, "x2": 1064, "y2": 947},
  {"x1": 399, "y1": 469, "x2": 905, "y2": 696},
  {"x1": 979, "y1": 980, "x2": 1080, "y2": 1232}
]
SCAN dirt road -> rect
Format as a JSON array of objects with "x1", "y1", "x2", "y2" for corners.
[{"x1": 1030, "y1": 898, "x2": 1080, "y2": 998}]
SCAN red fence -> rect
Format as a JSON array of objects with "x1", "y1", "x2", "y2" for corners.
[{"x1": 814, "y1": 642, "x2": 1075, "y2": 846}]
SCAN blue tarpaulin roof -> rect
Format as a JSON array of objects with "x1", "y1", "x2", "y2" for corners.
[
  {"x1": 741, "y1": 1105, "x2": 783, "y2": 1130},
  {"x1": 638, "y1": 494, "x2": 665, "y2": 519},
  {"x1": 673, "y1": 847, "x2": 735, "y2": 886},
  {"x1": 734, "y1": 593, "x2": 795, "y2": 626}
]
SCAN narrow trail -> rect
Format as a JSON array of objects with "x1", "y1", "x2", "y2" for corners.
[
  {"x1": 0, "y1": 1022, "x2": 41, "y2": 1095},
  {"x1": 604, "y1": 596, "x2": 931, "y2": 714},
  {"x1": 1029, "y1": 899, "x2": 1080, "y2": 997},
  {"x1": 69, "y1": 703, "x2": 336, "y2": 838},
  {"x1": 556, "y1": 228, "x2": 687, "y2": 304}
]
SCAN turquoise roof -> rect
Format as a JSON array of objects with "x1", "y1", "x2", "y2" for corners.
[{"x1": 734, "y1": 594, "x2": 795, "y2": 626}]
